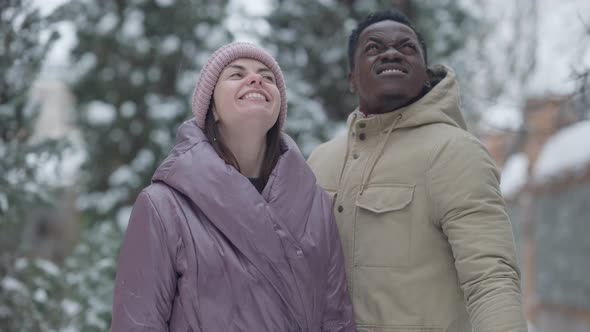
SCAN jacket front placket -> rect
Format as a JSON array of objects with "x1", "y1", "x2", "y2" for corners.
[{"x1": 161, "y1": 141, "x2": 309, "y2": 331}]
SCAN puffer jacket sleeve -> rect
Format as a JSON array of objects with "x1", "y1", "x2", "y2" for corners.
[
  {"x1": 111, "y1": 191, "x2": 178, "y2": 331},
  {"x1": 320, "y1": 191, "x2": 356, "y2": 332},
  {"x1": 428, "y1": 135, "x2": 528, "y2": 332}
]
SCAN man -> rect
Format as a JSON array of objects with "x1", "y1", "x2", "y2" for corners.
[{"x1": 308, "y1": 10, "x2": 528, "y2": 332}]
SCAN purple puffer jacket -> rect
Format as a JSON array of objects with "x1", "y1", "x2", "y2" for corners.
[{"x1": 111, "y1": 119, "x2": 355, "y2": 331}]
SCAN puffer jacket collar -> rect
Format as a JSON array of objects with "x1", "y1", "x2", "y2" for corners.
[{"x1": 152, "y1": 119, "x2": 318, "y2": 331}]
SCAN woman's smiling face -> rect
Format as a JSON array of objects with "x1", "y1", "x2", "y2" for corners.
[{"x1": 212, "y1": 58, "x2": 281, "y2": 134}]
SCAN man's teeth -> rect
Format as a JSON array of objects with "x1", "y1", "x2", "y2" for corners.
[
  {"x1": 243, "y1": 92, "x2": 266, "y2": 100},
  {"x1": 380, "y1": 69, "x2": 404, "y2": 74}
]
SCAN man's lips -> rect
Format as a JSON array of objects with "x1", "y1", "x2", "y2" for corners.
[{"x1": 376, "y1": 63, "x2": 408, "y2": 75}]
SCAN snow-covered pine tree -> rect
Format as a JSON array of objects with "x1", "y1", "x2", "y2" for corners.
[
  {"x1": 32, "y1": 0, "x2": 234, "y2": 329},
  {"x1": 0, "y1": 0, "x2": 63, "y2": 247},
  {"x1": 0, "y1": 1, "x2": 67, "y2": 331},
  {"x1": 53, "y1": 0, "x2": 232, "y2": 223}
]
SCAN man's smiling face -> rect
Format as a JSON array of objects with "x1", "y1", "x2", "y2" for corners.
[{"x1": 349, "y1": 20, "x2": 429, "y2": 114}]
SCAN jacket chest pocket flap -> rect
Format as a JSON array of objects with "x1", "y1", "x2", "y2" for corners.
[{"x1": 355, "y1": 184, "x2": 414, "y2": 267}]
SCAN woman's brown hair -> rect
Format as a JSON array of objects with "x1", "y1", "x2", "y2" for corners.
[{"x1": 204, "y1": 105, "x2": 282, "y2": 186}]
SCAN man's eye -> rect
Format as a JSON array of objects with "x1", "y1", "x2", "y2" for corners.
[
  {"x1": 231, "y1": 72, "x2": 243, "y2": 78},
  {"x1": 366, "y1": 44, "x2": 379, "y2": 51},
  {"x1": 263, "y1": 75, "x2": 274, "y2": 82},
  {"x1": 403, "y1": 43, "x2": 417, "y2": 50}
]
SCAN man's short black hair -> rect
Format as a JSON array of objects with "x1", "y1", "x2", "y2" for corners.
[{"x1": 348, "y1": 10, "x2": 428, "y2": 70}]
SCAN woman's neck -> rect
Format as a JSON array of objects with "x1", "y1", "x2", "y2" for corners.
[{"x1": 219, "y1": 128, "x2": 266, "y2": 178}]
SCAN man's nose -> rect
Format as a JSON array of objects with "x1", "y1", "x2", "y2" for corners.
[{"x1": 380, "y1": 46, "x2": 403, "y2": 61}]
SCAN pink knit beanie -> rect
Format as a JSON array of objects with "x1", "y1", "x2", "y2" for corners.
[{"x1": 192, "y1": 42, "x2": 287, "y2": 130}]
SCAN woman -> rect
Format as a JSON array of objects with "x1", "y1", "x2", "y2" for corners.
[{"x1": 111, "y1": 42, "x2": 355, "y2": 331}]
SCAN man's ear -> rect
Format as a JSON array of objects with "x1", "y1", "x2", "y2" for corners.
[{"x1": 348, "y1": 71, "x2": 356, "y2": 94}]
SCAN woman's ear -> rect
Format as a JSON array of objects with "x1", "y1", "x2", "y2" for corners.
[{"x1": 212, "y1": 104, "x2": 219, "y2": 122}]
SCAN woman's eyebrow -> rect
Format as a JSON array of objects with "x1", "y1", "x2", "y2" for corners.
[
  {"x1": 257, "y1": 68, "x2": 273, "y2": 75},
  {"x1": 226, "y1": 64, "x2": 245, "y2": 71},
  {"x1": 225, "y1": 65, "x2": 271, "y2": 75}
]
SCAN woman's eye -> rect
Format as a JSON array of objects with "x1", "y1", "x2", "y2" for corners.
[
  {"x1": 231, "y1": 72, "x2": 243, "y2": 78},
  {"x1": 263, "y1": 75, "x2": 274, "y2": 82}
]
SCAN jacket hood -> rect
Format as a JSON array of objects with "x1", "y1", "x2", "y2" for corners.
[
  {"x1": 341, "y1": 65, "x2": 468, "y2": 196},
  {"x1": 348, "y1": 64, "x2": 467, "y2": 131},
  {"x1": 152, "y1": 119, "x2": 318, "y2": 239}
]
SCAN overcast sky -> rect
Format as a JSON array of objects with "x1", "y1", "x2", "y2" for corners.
[{"x1": 527, "y1": 0, "x2": 590, "y2": 95}]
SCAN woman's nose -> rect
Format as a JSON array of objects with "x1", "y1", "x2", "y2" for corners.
[{"x1": 247, "y1": 73, "x2": 263, "y2": 85}]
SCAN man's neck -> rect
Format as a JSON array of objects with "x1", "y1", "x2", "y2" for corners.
[
  {"x1": 360, "y1": 105, "x2": 402, "y2": 116},
  {"x1": 360, "y1": 99, "x2": 408, "y2": 115},
  {"x1": 360, "y1": 95, "x2": 425, "y2": 115}
]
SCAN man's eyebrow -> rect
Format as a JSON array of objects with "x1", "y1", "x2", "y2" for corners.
[
  {"x1": 365, "y1": 35, "x2": 417, "y2": 45},
  {"x1": 366, "y1": 36, "x2": 383, "y2": 44},
  {"x1": 397, "y1": 37, "x2": 416, "y2": 44}
]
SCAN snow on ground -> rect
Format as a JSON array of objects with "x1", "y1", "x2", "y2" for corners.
[{"x1": 534, "y1": 120, "x2": 590, "y2": 183}]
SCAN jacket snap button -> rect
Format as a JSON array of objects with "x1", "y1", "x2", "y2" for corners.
[
  {"x1": 359, "y1": 133, "x2": 366, "y2": 140},
  {"x1": 295, "y1": 249, "x2": 303, "y2": 256},
  {"x1": 353, "y1": 153, "x2": 359, "y2": 159},
  {"x1": 337, "y1": 205, "x2": 344, "y2": 213},
  {"x1": 358, "y1": 123, "x2": 366, "y2": 128}
]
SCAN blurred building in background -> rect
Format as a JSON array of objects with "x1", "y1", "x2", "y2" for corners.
[{"x1": 480, "y1": 93, "x2": 590, "y2": 332}]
